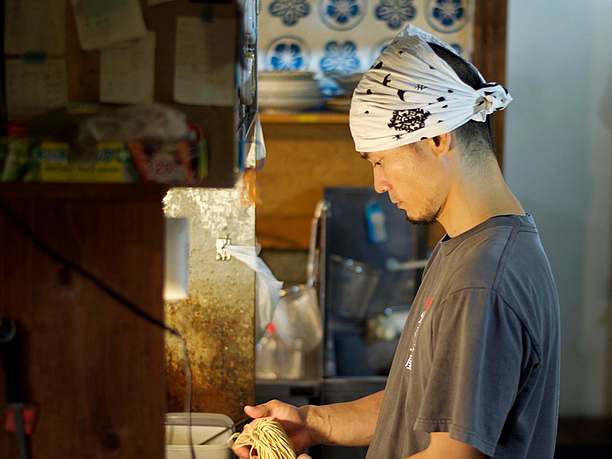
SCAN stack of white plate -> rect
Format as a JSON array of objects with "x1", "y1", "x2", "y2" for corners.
[
  {"x1": 258, "y1": 71, "x2": 323, "y2": 112},
  {"x1": 325, "y1": 96, "x2": 352, "y2": 113}
]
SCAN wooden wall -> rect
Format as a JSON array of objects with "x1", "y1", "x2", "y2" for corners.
[
  {"x1": 256, "y1": 119, "x2": 371, "y2": 249},
  {"x1": 473, "y1": 0, "x2": 508, "y2": 166},
  {"x1": 0, "y1": 184, "x2": 166, "y2": 458}
]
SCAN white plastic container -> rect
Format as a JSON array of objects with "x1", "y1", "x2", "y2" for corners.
[
  {"x1": 256, "y1": 323, "x2": 281, "y2": 379},
  {"x1": 166, "y1": 412, "x2": 234, "y2": 459}
]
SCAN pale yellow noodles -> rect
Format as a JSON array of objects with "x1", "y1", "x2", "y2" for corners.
[{"x1": 230, "y1": 418, "x2": 297, "y2": 459}]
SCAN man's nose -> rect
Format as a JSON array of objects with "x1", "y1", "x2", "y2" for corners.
[{"x1": 373, "y1": 168, "x2": 391, "y2": 194}]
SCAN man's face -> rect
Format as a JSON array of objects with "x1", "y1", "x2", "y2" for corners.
[{"x1": 361, "y1": 140, "x2": 452, "y2": 224}]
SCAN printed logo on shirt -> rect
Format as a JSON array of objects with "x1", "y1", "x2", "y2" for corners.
[{"x1": 405, "y1": 297, "x2": 433, "y2": 371}]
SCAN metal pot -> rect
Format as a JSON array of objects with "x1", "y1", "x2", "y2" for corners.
[{"x1": 328, "y1": 255, "x2": 381, "y2": 320}]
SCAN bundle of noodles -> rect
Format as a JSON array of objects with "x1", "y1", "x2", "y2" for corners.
[{"x1": 230, "y1": 418, "x2": 297, "y2": 459}]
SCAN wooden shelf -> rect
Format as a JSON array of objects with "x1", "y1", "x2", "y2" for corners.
[
  {"x1": 260, "y1": 111, "x2": 349, "y2": 124},
  {"x1": 0, "y1": 183, "x2": 168, "y2": 201}
]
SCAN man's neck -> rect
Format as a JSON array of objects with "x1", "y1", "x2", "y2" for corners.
[{"x1": 436, "y1": 164, "x2": 525, "y2": 238}]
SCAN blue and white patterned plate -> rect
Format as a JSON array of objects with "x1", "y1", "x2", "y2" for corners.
[
  {"x1": 265, "y1": 36, "x2": 311, "y2": 71},
  {"x1": 374, "y1": 0, "x2": 417, "y2": 30},
  {"x1": 319, "y1": 0, "x2": 367, "y2": 31},
  {"x1": 269, "y1": 0, "x2": 312, "y2": 27},
  {"x1": 426, "y1": 0, "x2": 470, "y2": 33},
  {"x1": 320, "y1": 40, "x2": 361, "y2": 75}
]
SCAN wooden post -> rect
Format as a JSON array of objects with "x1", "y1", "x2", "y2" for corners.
[{"x1": 472, "y1": 0, "x2": 509, "y2": 168}]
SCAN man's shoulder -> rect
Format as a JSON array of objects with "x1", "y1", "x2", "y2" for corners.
[{"x1": 441, "y1": 224, "x2": 516, "y2": 290}]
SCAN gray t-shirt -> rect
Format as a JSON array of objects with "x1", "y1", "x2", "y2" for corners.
[{"x1": 366, "y1": 214, "x2": 560, "y2": 458}]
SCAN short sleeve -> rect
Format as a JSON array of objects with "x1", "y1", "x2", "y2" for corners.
[{"x1": 413, "y1": 288, "x2": 530, "y2": 457}]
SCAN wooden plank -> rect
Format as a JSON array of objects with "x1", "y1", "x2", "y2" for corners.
[
  {"x1": 0, "y1": 183, "x2": 168, "y2": 201},
  {"x1": 260, "y1": 112, "x2": 349, "y2": 124},
  {"x1": 0, "y1": 189, "x2": 166, "y2": 458},
  {"x1": 472, "y1": 0, "x2": 509, "y2": 167},
  {"x1": 256, "y1": 123, "x2": 372, "y2": 249},
  {"x1": 257, "y1": 215, "x2": 313, "y2": 249}
]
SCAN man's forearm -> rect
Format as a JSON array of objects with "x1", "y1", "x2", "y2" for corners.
[{"x1": 298, "y1": 390, "x2": 384, "y2": 447}]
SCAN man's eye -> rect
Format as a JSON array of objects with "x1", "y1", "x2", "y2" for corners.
[{"x1": 374, "y1": 161, "x2": 382, "y2": 167}]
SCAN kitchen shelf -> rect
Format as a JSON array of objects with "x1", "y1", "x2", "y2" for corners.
[{"x1": 260, "y1": 111, "x2": 349, "y2": 124}]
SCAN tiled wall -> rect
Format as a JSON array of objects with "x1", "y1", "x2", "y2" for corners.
[{"x1": 259, "y1": 0, "x2": 475, "y2": 93}]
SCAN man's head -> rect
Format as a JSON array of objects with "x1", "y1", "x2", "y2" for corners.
[{"x1": 350, "y1": 28, "x2": 510, "y2": 224}]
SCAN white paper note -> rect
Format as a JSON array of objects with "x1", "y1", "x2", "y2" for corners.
[
  {"x1": 174, "y1": 16, "x2": 235, "y2": 107},
  {"x1": 5, "y1": 58, "x2": 68, "y2": 119},
  {"x1": 100, "y1": 32, "x2": 156, "y2": 104},
  {"x1": 71, "y1": 0, "x2": 147, "y2": 51},
  {"x1": 4, "y1": 0, "x2": 65, "y2": 55}
]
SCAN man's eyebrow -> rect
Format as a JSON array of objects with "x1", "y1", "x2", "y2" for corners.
[{"x1": 359, "y1": 152, "x2": 370, "y2": 160}]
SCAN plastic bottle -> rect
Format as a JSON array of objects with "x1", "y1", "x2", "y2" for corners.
[
  {"x1": 280, "y1": 337, "x2": 305, "y2": 380},
  {"x1": 256, "y1": 323, "x2": 281, "y2": 379}
]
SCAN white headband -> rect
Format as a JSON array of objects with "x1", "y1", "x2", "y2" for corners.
[{"x1": 349, "y1": 25, "x2": 512, "y2": 152}]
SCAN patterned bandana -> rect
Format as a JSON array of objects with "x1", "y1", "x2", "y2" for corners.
[{"x1": 349, "y1": 25, "x2": 512, "y2": 152}]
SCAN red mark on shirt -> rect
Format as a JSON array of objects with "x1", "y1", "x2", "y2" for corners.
[{"x1": 424, "y1": 297, "x2": 433, "y2": 310}]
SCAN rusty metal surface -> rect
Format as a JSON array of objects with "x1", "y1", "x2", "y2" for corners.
[{"x1": 163, "y1": 186, "x2": 255, "y2": 421}]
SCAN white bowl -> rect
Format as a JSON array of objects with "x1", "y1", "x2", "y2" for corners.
[
  {"x1": 258, "y1": 83, "x2": 321, "y2": 100},
  {"x1": 258, "y1": 71, "x2": 316, "y2": 81},
  {"x1": 259, "y1": 96, "x2": 323, "y2": 112},
  {"x1": 325, "y1": 96, "x2": 352, "y2": 112},
  {"x1": 258, "y1": 79, "x2": 319, "y2": 92}
]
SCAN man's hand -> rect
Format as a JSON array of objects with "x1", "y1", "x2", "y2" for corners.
[
  {"x1": 232, "y1": 391, "x2": 383, "y2": 457},
  {"x1": 232, "y1": 400, "x2": 315, "y2": 459}
]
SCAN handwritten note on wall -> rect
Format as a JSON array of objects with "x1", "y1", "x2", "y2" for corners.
[
  {"x1": 71, "y1": 0, "x2": 147, "y2": 50},
  {"x1": 6, "y1": 58, "x2": 68, "y2": 119},
  {"x1": 100, "y1": 32, "x2": 156, "y2": 104},
  {"x1": 174, "y1": 16, "x2": 235, "y2": 107},
  {"x1": 4, "y1": 0, "x2": 65, "y2": 55}
]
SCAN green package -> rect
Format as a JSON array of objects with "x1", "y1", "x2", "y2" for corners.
[{"x1": 1, "y1": 137, "x2": 31, "y2": 182}]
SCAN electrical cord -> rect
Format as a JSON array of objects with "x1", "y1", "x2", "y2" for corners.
[{"x1": 0, "y1": 197, "x2": 197, "y2": 459}]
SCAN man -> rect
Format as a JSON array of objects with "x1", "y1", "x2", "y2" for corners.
[{"x1": 235, "y1": 26, "x2": 560, "y2": 458}]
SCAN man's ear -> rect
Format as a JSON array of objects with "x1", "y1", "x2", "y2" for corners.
[{"x1": 428, "y1": 132, "x2": 453, "y2": 158}]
